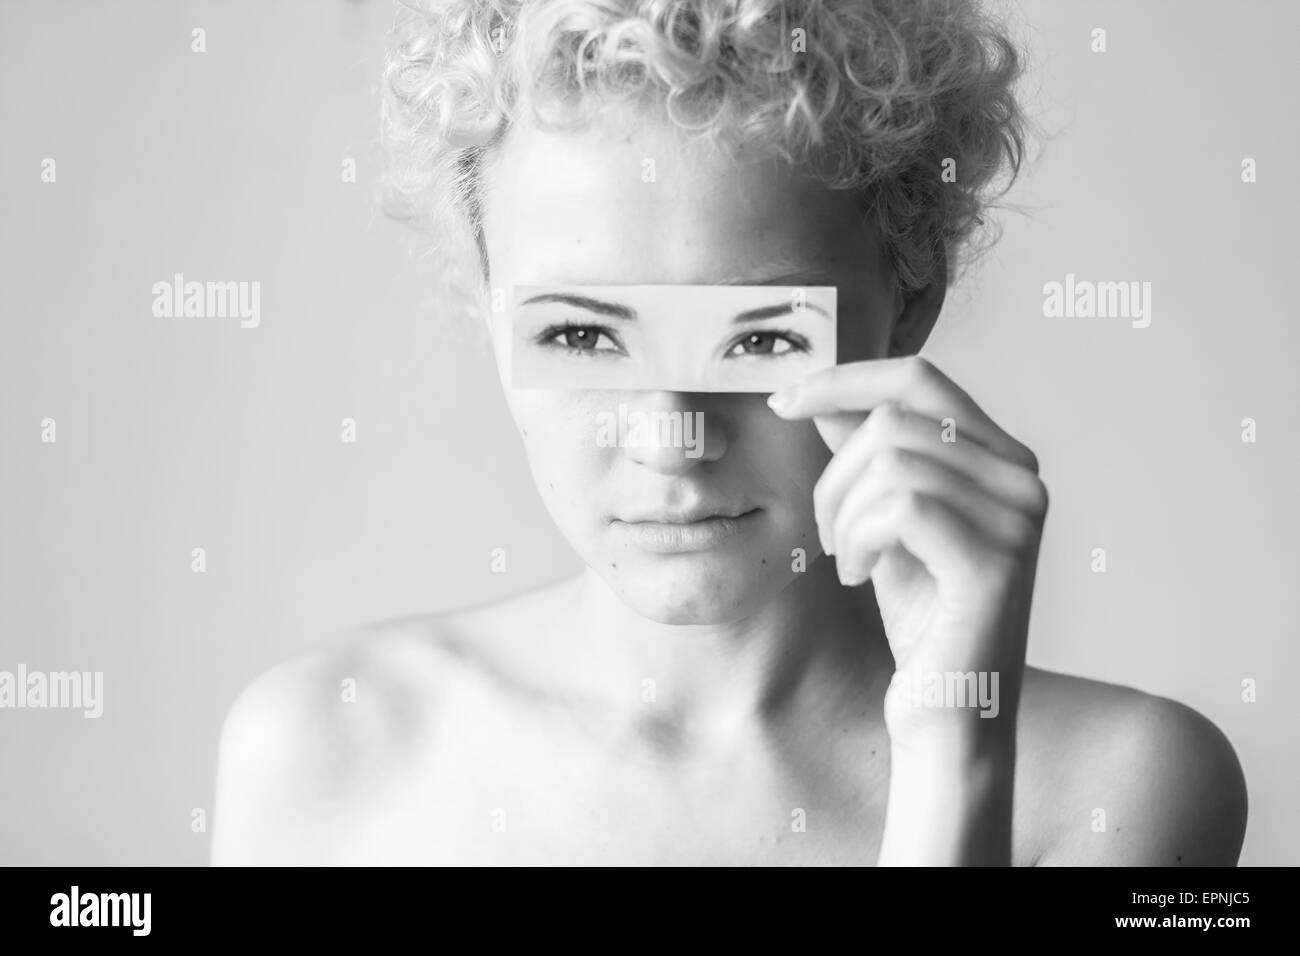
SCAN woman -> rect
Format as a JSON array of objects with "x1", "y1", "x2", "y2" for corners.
[{"x1": 211, "y1": 0, "x2": 1247, "y2": 865}]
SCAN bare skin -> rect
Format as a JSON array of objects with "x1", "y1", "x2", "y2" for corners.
[
  {"x1": 211, "y1": 113, "x2": 1246, "y2": 866},
  {"x1": 211, "y1": 567, "x2": 1244, "y2": 866}
]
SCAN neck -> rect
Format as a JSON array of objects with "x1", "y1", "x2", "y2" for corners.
[{"x1": 560, "y1": 556, "x2": 893, "y2": 751}]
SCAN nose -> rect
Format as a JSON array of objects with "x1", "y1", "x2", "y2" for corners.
[{"x1": 617, "y1": 390, "x2": 726, "y2": 476}]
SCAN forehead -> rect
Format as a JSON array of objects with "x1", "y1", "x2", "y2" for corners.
[{"x1": 480, "y1": 117, "x2": 878, "y2": 288}]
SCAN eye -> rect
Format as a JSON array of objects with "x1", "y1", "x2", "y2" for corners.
[
  {"x1": 535, "y1": 322, "x2": 626, "y2": 356},
  {"x1": 724, "y1": 330, "x2": 809, "y2": 358}
]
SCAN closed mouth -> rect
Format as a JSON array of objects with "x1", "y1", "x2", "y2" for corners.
[
  {"x1": 609, "y1": 509, "x2": 760, "y2": 553},
  {"x1": 616, "y1": 507, "x2": 759, "y2": 525}
]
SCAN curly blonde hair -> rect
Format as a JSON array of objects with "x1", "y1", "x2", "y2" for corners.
[{"x1": 381, "y1": 0, "x2": 1027, "y2": 316}]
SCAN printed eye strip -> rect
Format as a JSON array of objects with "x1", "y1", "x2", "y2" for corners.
[{"x1": 509, "y1": 284, "x2": 837, "y2": 392}]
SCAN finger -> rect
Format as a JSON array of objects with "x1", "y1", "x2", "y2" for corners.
[
  {"x1": 828, "y1": 447, "x2": 1041, "y2": 573},
  {"x1": 814, "y1": 404, "x2": 1048, "y2": 552},
  {"x1": 768, "y1": 356, "x2": 1038, "y2": 472},
  {"x1": 835, "y1": 490, "x2": 995, "y2": 593}
]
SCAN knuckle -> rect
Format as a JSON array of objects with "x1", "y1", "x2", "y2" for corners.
[
  {"x1": 1028, "y1": 477, "x2": 1050, "y2": 520},
  {"x1": 1020, "y1": 444, "x2": 1041, "y2": 475},
  {"x1": 905, "y1": 355, "x2": 935, "y2": 387},
  {"x1": 999, "y1": 426, "x2": 1038, "y2": 474}
]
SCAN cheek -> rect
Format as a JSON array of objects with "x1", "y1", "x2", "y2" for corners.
[
  {"x1": 772, "y1": 426, "x2": 832, "y2": 513},
  {"x1": 735, "y1": 408, "x2": 831, "y2": 517},
  {"x1": 505, "y1": 391, "x2": 611, "y2": 498}
]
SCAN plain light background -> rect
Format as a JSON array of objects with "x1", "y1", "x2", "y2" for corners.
[{"x1": 1, "y1": 0, "x2": 1295, "y2": 865}]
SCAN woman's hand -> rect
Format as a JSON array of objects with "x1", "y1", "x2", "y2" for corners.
[{"x1": 767, "y1": 356, "x2": 1048, "y2": 864}]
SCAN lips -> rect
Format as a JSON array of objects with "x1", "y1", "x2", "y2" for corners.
[
  {"x1": 610, "y1": 507, "x2": 761, "y2": 553},
  {"x1": 618, "y1": 505, "x2": 757, "y2": 525}
]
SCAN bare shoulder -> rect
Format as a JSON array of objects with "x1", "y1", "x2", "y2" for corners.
[
  {"x1": 1017, "y1": 666, "x2": 1248, "y2": 866},
  {"x1": 210, "y1": 578, "x2": 577, "y2": 864},
  {"x1": 209, "y1": 620, "x2": 447, "y2": 863}
]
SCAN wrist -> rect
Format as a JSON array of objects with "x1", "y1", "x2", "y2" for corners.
[
  {"x1": 889, "y1": 716, "x2": 1017, "y2": 764},
  {"x1": 883, "y1": 664, "x2": 1020, "y2": 753},
  {"x1": 880, "y1": 729, "x2": 1017, "y2": 866}
]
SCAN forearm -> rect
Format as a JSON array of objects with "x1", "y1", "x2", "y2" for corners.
[{"x1": 877, "y1": 729, "x2": 1017, "y2": 866}]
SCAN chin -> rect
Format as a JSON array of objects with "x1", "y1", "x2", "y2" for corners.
[{"x1": 595, "y1": 550, "x2": 794, "y2": 625}]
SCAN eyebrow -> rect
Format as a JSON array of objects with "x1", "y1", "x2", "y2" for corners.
[
  {"x1": 732, "y1": 301, "x2": 831, "y2": 323},
  {"x1": 519, "y1": 270, "x2": 834, "y2": 323},
  {"x1": 517, "y1": 292, "x2": 637, "y2": 320}
]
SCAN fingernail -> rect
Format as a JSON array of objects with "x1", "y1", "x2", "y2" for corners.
[{"x1": 766, "y1": 386, "x2": 799, "y2": 413}]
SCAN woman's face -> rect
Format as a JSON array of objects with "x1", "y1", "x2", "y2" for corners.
[{"x1": 480, "y1": 115, "x2": 899, "y2": 624}]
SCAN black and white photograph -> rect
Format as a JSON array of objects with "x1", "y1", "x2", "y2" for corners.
[{"x1": 2, "y1": 0, "x2": 1296, "y2": 899}]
